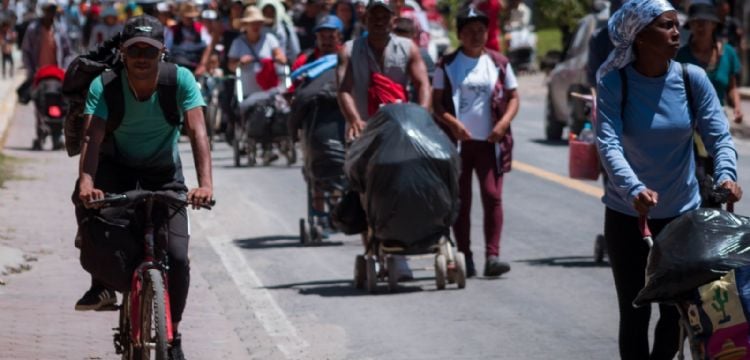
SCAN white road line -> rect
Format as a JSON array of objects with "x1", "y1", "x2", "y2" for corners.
[{"x1": 199, "y1": 211, "x2": 309, "y2": 358}]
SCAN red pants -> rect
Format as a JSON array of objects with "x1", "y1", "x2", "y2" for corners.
[{"x1": 453, "y1": 140, "x2": 504, "y2": 259}]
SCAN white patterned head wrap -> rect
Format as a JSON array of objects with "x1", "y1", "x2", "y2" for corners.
[{"x1": 596, "y1": 0, "x2": 675, "y2": 81}]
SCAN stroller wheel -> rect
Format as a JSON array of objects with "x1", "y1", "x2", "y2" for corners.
[
  {"x1": 454, "y1": 251, "x2": 467, "y2": 289},
  {"x1": 312, "y1": 224, "x2": 325, "y2": 243},
  {"x1": 31, "y1": 138, "x2": 42, "y2": 151},
  {"x1": 299, "y1": 219, "x2": 308, "y2": 245},
  {"x1": 286, "y1": 142, "x2": 297, "y2": 166},
  {"x1": 354, "y1": 255, "x2": 366, "y2": 289},
  {"x1": 365, "y1": 256, "x2": 378, "y2": 293},
  {"x1": 386, "y1": 256, "x2": 398, "y2": 292},
  {"x1": 232, "y1": 139, "x2": 242, "y2": 167},
  {"x1": 594, "y1": 234, "x2": 606, "y2": 263},
  {"x1": 435, "y1": 254, "x2": 447, "y2": 290}
]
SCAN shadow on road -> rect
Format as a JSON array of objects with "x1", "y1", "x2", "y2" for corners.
[
  {"x1": 515, "y1": 256, "x2": 609, "y2": 268},
  {"x1": 234, "y1": 235, "x2": 343, "y2": 249},
  {"x1": 530, "y1": 139, "x2": 569, "y2": 147},
  {"x1": 264, "y1": 278, "x2": 434, "y2": 297}
]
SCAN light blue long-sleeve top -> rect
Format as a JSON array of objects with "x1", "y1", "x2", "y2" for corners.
[{"x1": 596, "y1": 61, "x2": 738, "y2": 219}]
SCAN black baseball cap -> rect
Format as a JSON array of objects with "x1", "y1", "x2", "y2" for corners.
[
  {"x1": 456, "y1": 6, "x2": 489, "y2": 33},
  {"x1": 121, "y1": 15, "x2": 165, "y2": 49},
  {"x1": 687, "y1": 3, "x2": 721, "y2": 24},
  {"x1": 366, "y1": 0, "x2": 394, "y2": 13}
]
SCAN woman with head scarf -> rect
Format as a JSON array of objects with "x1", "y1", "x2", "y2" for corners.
[
  {"x1": 258, "y1": 0, "x2": 301, "y2": 60},
  {"x1": 596, "y1": 0, "x2": 742, "y2": 358}
]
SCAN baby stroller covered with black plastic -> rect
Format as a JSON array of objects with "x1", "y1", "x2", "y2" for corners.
[
  {"x1": 289, "y1": 66, "x2": 347, "y2": 244},
  {"x1": 31, "y1": 65, "x2": 68, "y2": 150},
  {"x1": 634, "y1": 190, "x2": 750, "y2": 360},
  {"x1": 231, "y1": 65, "x2": 296, "y2": 167},
  {"x1": 345, "y1": 103, "x2": 467, "y2": 292}
]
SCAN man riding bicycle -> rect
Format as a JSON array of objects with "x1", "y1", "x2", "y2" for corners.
[{"x1": 74, "y1": 15, "x2": 212, "y2": 360}]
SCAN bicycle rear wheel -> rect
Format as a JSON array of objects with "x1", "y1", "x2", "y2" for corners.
[{"x1": 139, "y1": 268, "x2": 169, "y2": 360}]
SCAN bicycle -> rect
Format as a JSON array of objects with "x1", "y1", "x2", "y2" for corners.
[{"x1": 88, "y1": 190, "x2": 213, "y2": 360}]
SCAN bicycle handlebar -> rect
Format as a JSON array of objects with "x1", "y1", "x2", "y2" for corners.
[{"x1": 87, "y1": 190, "x2": 215, "y2": 210}]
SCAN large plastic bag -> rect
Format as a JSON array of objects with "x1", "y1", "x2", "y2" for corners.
[
  {"x1": 634, "y1": 208, "x2": 750, "y2": 307},
  {"x1": 290, "y1": 68, "x2": 346, "y2": 185},
  {"x1": 345, "y1": 103, "x2": 459, "y2": 246}
]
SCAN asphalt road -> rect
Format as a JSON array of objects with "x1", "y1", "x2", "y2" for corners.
[{"x1": 5, "y1": 73, "x2": 750, "y2": 359}]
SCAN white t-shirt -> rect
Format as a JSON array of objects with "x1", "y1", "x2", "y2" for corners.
[
  {"x1": 228, "y1": 31, "x2": 280, "y2": 96},
  {"x1": 433, "y1": 52, "x2": 518, "y2": 140}
]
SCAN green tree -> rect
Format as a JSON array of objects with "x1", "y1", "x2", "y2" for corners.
[{"x1": 536, "y1": 0, "x2": 592, "y2": 47}]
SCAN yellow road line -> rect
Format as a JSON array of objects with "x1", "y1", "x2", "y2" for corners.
[{"x1": 512, "y1": 160, "x2": 604, "y2": 199}]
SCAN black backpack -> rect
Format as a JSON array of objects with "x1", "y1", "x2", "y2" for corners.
[{"x1": 62, "y1": 34, "x2": 181, "y2": 157}]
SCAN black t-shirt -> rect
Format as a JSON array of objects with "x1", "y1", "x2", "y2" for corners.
[{"x1": 220, "y1": 29, "x2": 240, "y2": 72}]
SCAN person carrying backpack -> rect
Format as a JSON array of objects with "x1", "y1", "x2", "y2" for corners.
[
  {"x1": 72, "y1": 15, "x2": 212, "y2": 360},
  {"x1": 432, "y1": 7, "x2": 519, "y2": 278},
  {"x1": 596, "y1": 1, "x2": 742, "y2": 358}
]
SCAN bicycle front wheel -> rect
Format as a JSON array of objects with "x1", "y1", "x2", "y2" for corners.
[{"x1": 140, "y1": 268, "x2": 169, "y2": 360}]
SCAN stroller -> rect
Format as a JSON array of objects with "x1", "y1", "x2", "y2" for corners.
[
  {"x1": 232, "y1": 65, "x2": 296, "y2": 167},
  {"x1": 346, "y1": 104, "x2": 467, "y2": 292},
  {"x1": 634, "y1": 190, "x2": 750, "y2": 360},
  {"x1": 290, "y1": 67, "x2": 347, "y2": 244},
  {"x1": 31, "y1": 65, "x2": 68, "y2": 150}
]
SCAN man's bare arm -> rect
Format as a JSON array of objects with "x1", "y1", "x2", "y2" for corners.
[
  {"x1": 78, "y1": 115, "x2": 106, "y2": 204},
  {"x1": 336, "y1": 46, "x2": 360, "y2": 124},
  {"x1": 183, "y1": 107, "x2": 213, "y2": 206},
  {"x1": 408, "y1": 45, "x2": 431, "y2": 109},
  {"x1": 336, "y1": 46, "x2": 366, "y2": 139}
]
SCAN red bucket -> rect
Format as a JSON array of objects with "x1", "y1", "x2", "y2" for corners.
[{"x1": 569, "y1": 139, "x2": 600, "y2": 180}]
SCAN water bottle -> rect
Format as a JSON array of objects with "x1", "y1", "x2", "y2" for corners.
[{"x1": 578, "y1": 122, "x2": 595, "y2": 143}]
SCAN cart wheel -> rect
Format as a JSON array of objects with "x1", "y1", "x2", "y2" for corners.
[
  {"x1": 354, "y1": 255, "x2": 366, "y2": 289},
  {"x1": 435, "y1": 254, "x2": 447, "y2": 290},
  {"x1": 232, "y1": 138, "x2": 242, "y2": 167},
  {"x1": 312, "y1": 224, "x2": 324, "y2": 243},
  {"x1": 386, "y1": 256, "x2": 398, "y2": 292},
  {"x1": 455, "y1": 251, "x2": 467, "y2": 289},
  {"x1": 366, "y1": 256, "x2": 378, "y2": 293},
  {"x1": 299, "y1": 219, "x2": 308, "y2": 245},
  {"x1": 594, "y1": 234, "x2": 606, "y2": 263},
  {"x1": 287, "y1": 142, "x2": 297, "y2": 166}
]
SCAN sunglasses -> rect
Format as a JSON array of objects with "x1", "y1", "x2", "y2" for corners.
[{"x1": 125, "y1": 46, "x2": 161, "y2": 59}]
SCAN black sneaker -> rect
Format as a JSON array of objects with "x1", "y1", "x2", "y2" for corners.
[
  {"x1": 74, "y1": 287, "x2": 116, "y2": 311},
  {"x1": 465, "y1": 255, "x2": 477, "y2": 278},
  {"x1": 484, "y1": 256, "x2": 511, "y2": 277},
  {"x1": 169, "y1": 333, "x2": 186, "y2": 360}
]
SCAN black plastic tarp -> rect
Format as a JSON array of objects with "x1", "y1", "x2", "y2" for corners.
[
  {"x1": 345, "y1": 103, "x2": 459, "y2": 246},
  {"x1": 634, "y1": 208, "x2": 750, "y2": 307},
  {"x1": 290, "y1": 68, "x2": 346, "y2": 185}
]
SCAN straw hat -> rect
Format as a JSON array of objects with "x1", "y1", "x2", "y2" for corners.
[{"x1": 239, "y1": 6, "x2": 266, "y2": 24}]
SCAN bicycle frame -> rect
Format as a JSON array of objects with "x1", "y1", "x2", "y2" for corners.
[{"x1": 129, "y1": 197, "x2": 175, "y2": 347}]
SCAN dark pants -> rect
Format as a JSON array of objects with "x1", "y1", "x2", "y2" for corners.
[
  {"x1": 605, "y1": 208, "x2": 681, "y2": 360},
  {"x1": 2, "y1": 53, "x2": 13, "y2": 78},
  {"x1": 453, "y1": 140, "x2": 504, "y2": 260},
  {"x1": 72, "y1": 154, "x2": 191, "y2": 323}
]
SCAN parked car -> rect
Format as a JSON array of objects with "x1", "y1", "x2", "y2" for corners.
[{"x1": 543, "y1": 12, "x2": 606, "y2": 140}]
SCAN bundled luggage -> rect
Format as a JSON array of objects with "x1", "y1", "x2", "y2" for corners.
[
  {"x1": 79, "y1": 207, "x2": 143, "y2": 292},
  {"x1": 634, "y1": 208, "x2": 750, "y2": 359},
  {"x1": 635, "y1": 209, "x2": 750, "y2": 306},
  {"x1": 289, "y1": 67, "x2": 346, "y2": 186},
  {"x1": 345, "y1": 103, "x2": 459, "y2": 247}
]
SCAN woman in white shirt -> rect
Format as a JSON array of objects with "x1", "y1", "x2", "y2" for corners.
[{"x1": 432, "y1": 6, "x2": 519, "y2": 278}]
